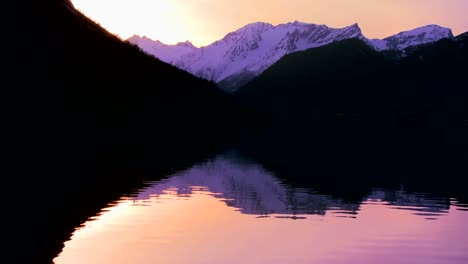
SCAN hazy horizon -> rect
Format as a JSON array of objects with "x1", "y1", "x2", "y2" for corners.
[{"x1": 72, "y1": 0, "x2": 468, "y2": 47}]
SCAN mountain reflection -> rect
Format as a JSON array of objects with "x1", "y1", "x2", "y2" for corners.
[
  {"x1": 55, "y1": 151, "x2": 468, "y2": 264},
  {"x1": 133, "y1": 152, "x2": 452, "y2": 218}
]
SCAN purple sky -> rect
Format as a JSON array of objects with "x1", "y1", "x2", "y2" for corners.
[{"x1": 72, "y1": 0, "x2": 468, "y2": 46}]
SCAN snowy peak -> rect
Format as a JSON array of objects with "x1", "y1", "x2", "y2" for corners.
[
  {"x1": 219, "y1": 22, "x2": 274, "y2": 61},
  {"x1": 323, "y1": 23, "x2": 363, "y2": 38},
  {"x1": 277, "y1": 22, "x2": 364, "y2": 49},
  {"x1": 370, "y1": 24, "x2": 453, "y2": 50},
  {"x1": 230, "y1": 22, "x2": 274, "y2": 35},
  {"x1": 216, "y1": 22, "x2": 366, "y2": 81},
  {"x1": 129, "y1": 22, "x2": 454, "y2": 91},
  {"x1": 216, "y1": 22, "x2": 273, "y2": 48},
  {"x1": 127, "y1": 35, "x2": 163, "y2": 47},
  {"x1": 176, "y1": 41, "x2": 196, "y2": 48},
  {"x1": 127, "y1": 35, "x2": 197, "y2": 63}
]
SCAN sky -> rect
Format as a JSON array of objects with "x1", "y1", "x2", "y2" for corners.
[{"x1": 72, "y1": 0, "x2": 468, "y2": 47}]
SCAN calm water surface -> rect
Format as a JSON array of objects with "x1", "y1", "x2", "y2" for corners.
[{"x1": 55, "y1": 153, "x2": 468, "y2": 264}]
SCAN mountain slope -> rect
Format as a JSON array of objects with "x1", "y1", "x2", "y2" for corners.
[
  {"x1": 21, "y1": 0, "x2": 236, "y2": 159},
  {"x1": 233, "y1": 38, "x2": 393, "y2": 119},
  {"x1": 12, "y1": 1, "x2": 238, "y2": 263},
  {"x1": 369, "y1": 24, "x2": 453, "y2": 50},
  {"x1": 129, "y1": 22, "x2": 452, "y2": 91},
  {"x1": 232, "y1": 36, "x2": 468, "y2": 197},
  {"x1": 128, "y1": 22, "x2": 367, "y2": 91},
  {"x1": 234, "y1": 35, "x2": 468, "y2": 126}
]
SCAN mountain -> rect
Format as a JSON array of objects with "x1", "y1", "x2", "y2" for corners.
[
  {"x1": 230, "y1": 35, "x2": 468, "y2": 206},
  {"x1": 128, "y1": 22, "x2": 452, "y2": 91},
  {"x1": 20, "y1": 0, "x2": 239, "y2": 162},
  {"x1": 234, "y1": 39, "x2": 392, "y2": 119},
  {"x1": 12, "y1": 1, "x2": 239, "y2": 263},
  {"x1": 233, "y1": 34, "x2": 468, "y2": 128},
  {"x1": 369, "y1": 24, "x2": 454, "y2": 51},
  {"x1": 127, "y1": 36, "x2": 198, "y2": 64}
]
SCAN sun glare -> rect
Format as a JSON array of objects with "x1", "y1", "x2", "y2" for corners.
[{"x1": 72, "y1": 0, "x2": 188, "y2": 44}]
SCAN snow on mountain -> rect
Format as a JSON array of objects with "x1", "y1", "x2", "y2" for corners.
[
  {"x1": 128, "y1": 22, "x2": 366, "y2": 90},
  {"x1": 368, "y1": 24, "x2": 453, "y2": 51},
  {"x1": 128, "y1": 22, "x2": 453, "y2": 91},
  {"x1": 127, "y1": 35, "x2": 197, "y2": 64}
]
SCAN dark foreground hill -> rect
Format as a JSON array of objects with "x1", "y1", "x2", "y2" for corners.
[
  {"x1": 19, "y1": 0, "x2": 237, "y2": 161},
  {"x1": 8, "y1": 1, "x2": 240, "y2": 263}
]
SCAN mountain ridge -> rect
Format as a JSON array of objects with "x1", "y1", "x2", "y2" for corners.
[
  {"x1": 128, "y1": 22, "x2": 453, "y2": 91},
  {"x1": 233, "y1": 35, "x2": 468, "y2": 125}
]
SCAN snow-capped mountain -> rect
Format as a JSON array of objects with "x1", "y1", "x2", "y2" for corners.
[
  {"x1": 369, "y1": 24, "x2": 454, "y2": 51},
  {"x1": 128, "y1": 36, "x2": 197, "y2": 64},
  {"x1": 128, "y1": 22, "x2": 453, "y2": 91}
]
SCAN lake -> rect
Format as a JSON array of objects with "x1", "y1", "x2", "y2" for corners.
[{"x1": 54, "y1": 151, "x2": 468, "y2": 264}]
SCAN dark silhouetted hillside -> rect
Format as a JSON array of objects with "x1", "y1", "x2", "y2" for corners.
[
  {"x1": 234, "y1": 39, "x2": 393, "y2": 121},
  {"x1": 19, "y1": 0, "x2": 237, "y2": 159},
  {"x1": 234, "y1": 36, "x2": 468, "y2": 128},
  {"x1": 232, "y1": 36, "x2": 468, "y2": 203},
  {"x1": 10, "y1": 1, "x2": 240, "y2": 263}
]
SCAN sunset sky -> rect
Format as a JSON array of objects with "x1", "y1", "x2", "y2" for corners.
[{"x1": 72, "y1": 0, "x2": 468, "y2": 47}]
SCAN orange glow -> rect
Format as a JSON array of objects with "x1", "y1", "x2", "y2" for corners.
[
  {"x1": 71, "y1": 0, "x2": 187, "y2": 44},
  {"x1": 72, "y1": 0, "x2": 468, "y2": 47},
  {"x1": 54, "y1": 191, "x2": 468, "y2": 264}
]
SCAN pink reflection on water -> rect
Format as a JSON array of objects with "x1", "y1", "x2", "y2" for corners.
[
  {"x1": 54, "y1": 189, "x2": 468, "y2": 264},
  {"x1": 54, "y1": 154, "x2": 468, "y2": 264}
]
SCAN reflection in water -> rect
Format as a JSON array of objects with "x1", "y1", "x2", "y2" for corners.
[{"x1": 55, "y1": 152, "x2": 468, "y2": 264}]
